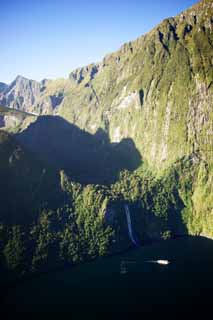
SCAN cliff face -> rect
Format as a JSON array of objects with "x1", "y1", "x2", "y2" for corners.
[
  {"x1": 0, "y1": 76, "x2": 68, "y2": 121},
  {"x1": 58, "y1": 0, "x2": 213, "y2": 172},
  {"x1": 53, "y1": 0, "x2": 213, "y2": 238},
  {"x1": 0, "y1": 82, "x2": 7, "y2": 92},
  {"x1": 2, "y1": 1, "x2": 212, "y2": 171}
]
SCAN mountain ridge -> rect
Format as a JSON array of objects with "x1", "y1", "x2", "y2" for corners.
[{"x1": 2, "y1": 1, "x2": 212, "y2": 116}]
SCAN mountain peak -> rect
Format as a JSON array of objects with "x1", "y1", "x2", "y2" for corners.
[
  {"x1": 14, "y1": 75, "x2": 33, "y2": 83},
  {"x1": 69, "y1": 63, "x2": 99, "y2": 84},
  {"x1": 178, "y1": 0, "x2": 213, "y2": 22}
]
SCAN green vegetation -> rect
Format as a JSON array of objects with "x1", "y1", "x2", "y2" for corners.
[
  {"x1": 0, "y1": 0, "x2": 212, "y2": 282},
  {"x1": 0, "y1": 138, "x2": 212, "y2": 281}
]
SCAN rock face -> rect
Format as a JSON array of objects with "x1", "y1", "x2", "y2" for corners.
[
  {"x1": 0, "y1": 82, "x2": 7, "y2": 92},
  {"x1": 0, "y1": 76, "x2": 68, "y2": 128},
  {"x1": 69, "y1": 64, "x2": 99, "y2": 84},
  {"x1": 0, "y1": 76, "x2": 40, "y2": 114},
  {"x1": 57, "y1": 0, "x2": 213, "y2": 172}
]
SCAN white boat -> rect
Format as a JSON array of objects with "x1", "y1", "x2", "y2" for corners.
[
  {"x1": 145, "y1": 259, "x2": 170, "y2": 265},
  {"x1": 156, "y1": 260, "x2": 170, "y2": 265}
]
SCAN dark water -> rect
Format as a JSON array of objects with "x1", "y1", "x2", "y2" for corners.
[{"x1": 1, "y1": 237, "x2": 213, "y2": 317}]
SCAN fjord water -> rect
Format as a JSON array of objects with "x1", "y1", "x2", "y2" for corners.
[{"x1": 2, "y1": 237, "x2": 213, "y2": 316}]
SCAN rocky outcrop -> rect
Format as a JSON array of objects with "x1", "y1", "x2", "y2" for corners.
[
  {"x1": 0, "y1": 76, "x2": 66, "y2": 129},
  {"x1": 0, "y1": 82, "x2": 7, "y2": 93},
  {"x1": 69, "y1": 63, "x2": 99, "y2": 84},
  {"x1": 0, "y1": 76, "x2": 41, "y2": 112}
]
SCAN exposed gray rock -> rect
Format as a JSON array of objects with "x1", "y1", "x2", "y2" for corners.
[
  {"x1": 0, "y1": 82, "x2": 8, "y2": 93},
  {"x1": 69, "y1": 63, "x2": 99, "y2": 84},
  {"x1": 0, "y1": 76, "x2": 65, "y2": 129}
]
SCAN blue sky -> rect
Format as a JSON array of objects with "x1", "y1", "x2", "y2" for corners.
[{"x1": 0, "y1": 0, "x2": 197, "y2": 83}]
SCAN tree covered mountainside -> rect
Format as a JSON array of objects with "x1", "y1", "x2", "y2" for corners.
[{"x1": 0, "y1": 0, "x2": 212, "y2": 280}]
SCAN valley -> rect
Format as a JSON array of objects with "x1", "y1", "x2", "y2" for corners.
[{"x1": 0, "y1": 0, "x2": 212, "y2": 304}]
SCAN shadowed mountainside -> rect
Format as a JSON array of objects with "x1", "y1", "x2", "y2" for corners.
[
  {"x1": 15, "y1": 115, "x2": 142, "y2": 185},
  {"x1": 0, "y1": 130, "x2": 64, "y2": 224}
]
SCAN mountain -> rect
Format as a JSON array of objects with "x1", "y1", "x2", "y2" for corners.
[
  {"x1": 2, "y1": 1, "x2": 212, "y2": 170},
  {"x1": 0, "y1": 105, "x2": 37, "y2": 131},
  {"x1": 0, "y1": 82, "x2": 7, "y2": 92},
  {"x1": 58, "y1": 0, "x2": 212, "y2": 171},
  {"x1": 0, "y1": 0, "x2": 212, "y2": 280},
  {"x1": 0, "y1": 76, "x2": 67, "y2": 120},
  {"x1": 56, "y1": 0, "x2": 213, "y2": 238},
  {"x1": 15, "y1": 115, "x2": 141, "y2": 185}
]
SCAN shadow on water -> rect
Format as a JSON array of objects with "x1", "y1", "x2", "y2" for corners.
[
  {"x1": 15, "y1": 115, "x2": 142, "y2": 185},
  {"x1": 1, "y1": 236, "x2": 213, "y2": 317}
]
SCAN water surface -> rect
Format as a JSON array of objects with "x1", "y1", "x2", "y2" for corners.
[{"x1": 2, "y1": 237, "x2": 213, "y2": 316}]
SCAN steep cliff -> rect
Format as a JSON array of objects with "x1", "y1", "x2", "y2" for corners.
[
  {"x1": 57, "y1": 0, "x2": 213, "y2": 238},
  {"x1": 0, "y1": 76, "x2": 69, "y2": 120},
  {"x1": 2, "y1": 1, "x2": 212, "y2": 172},
  {"x1": 57, "y1": 0, "x2": 213, "y2": 172}
]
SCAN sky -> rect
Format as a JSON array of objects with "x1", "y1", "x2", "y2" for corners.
[{"x1": 0, "y1": 0, "x2": 197, "y2": 84}]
